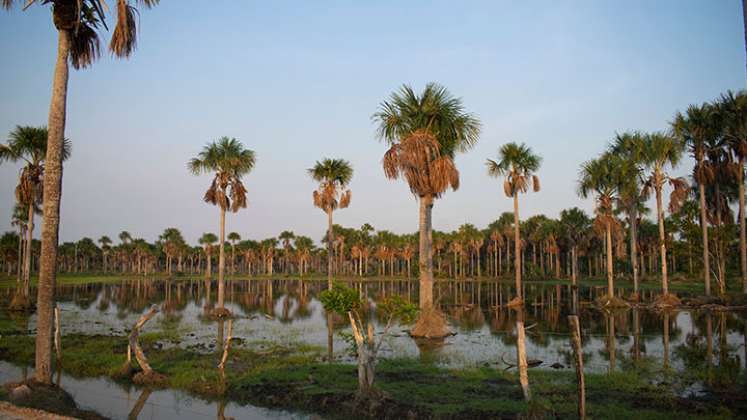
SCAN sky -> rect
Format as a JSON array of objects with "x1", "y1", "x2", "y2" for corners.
[{"x1": 0, "y1": 0, "x2": 745, "y2": 246}]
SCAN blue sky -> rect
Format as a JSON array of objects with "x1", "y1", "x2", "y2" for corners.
[{"x1": 0, "y1": 0, "x2": 744, "y2": 245}]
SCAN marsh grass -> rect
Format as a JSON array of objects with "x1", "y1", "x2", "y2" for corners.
[{"x1": 0, "y1": 333, "x2": 742, "y2": 418}]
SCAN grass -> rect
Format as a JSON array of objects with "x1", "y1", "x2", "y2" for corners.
[{"x1": 0, "y1": 333, "x2": 744, "y2": 418}]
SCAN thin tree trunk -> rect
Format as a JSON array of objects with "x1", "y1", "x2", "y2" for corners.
[
  {"x1": 568, "y1": 315, "x2": 585, "y2": 419},
  {"x1": 513, "y1": 192, "x2": 522, "y2": 299},
  {"x1": 655, "y1": 180, "x2": 669, "y2": 296},
  {"x1": 740, "y1": 156, "x2": 747, "y2": 292},
  {"x1": 327, "y1": 208, "x2": 334, "y2": 289},
  {"x1": 629, "y1": 206, "x2": 639, "y2": 296},
  {"x1": 699, "y1": 178, "x2": 711, "y2": 295},
  {"x1": 35, "y1": 28, "x2": 71, "y2": 385},
  {"x1": 16, "y1": 226, "x2": 23, "y2": 286},
  {"x1": 606, "y1": 220, "x2": 614, "y2": 298},
  {"x1": 218, "y1": 208, "x2": 226, "y2": 309},
  {"x1": 418, "y1": 195, "x2": 434, "y2": 309},
  {"x1": 23, "y1": 201, "x2": 34, "y2": 296}
]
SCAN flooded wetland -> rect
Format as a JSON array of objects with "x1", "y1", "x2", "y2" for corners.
[{"x1": 1, "y1": 277, "x2": 746, "y2": 419}]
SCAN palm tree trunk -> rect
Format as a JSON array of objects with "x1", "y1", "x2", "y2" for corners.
[
  {"x1": 327, "y1": 208, "x2": 334, "y2": 289},
  {"x1": 206, "y1": 250, "x2": 212, "y2": 279},
  {"x1": 655, "y1": 180, "x2": 669, "y2": 296},
  {"x1": 606, "y1": 219, "x2": 614, "y2": 298},
  {"x1": 35, "y1": 28, "x2": 71, "y2": 385},
  {"x1": 629, "y1": 206, "x2": 639, "y2": 296},
  {"x1": 218, "y1": 208, "x2": 226, "y2": 309},
  {"x1": 699, "y1": 174, "x2": 711, "y2": 295},
  {"x1": 23, "y1": 201, "x2": 35, "y2": 296},
  {"x1": 513, "y1": 192, "x2": 522, "y2": 299},
  {"x1": 739, "y1": 156, "x2": 747, "y2": 293},
  {"x1": 16, "y1": 226, "x2": 23, "y2": 286},
  {"x1": 231, "y1": 243, "x2": 236, "y2": 276},
  {"x1": 418, "y1": 195, "x2": 434, "y2": 309}
]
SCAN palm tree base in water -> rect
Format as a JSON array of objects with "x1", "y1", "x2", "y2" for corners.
[
  {"x1": 409, "y1": 307, "x2": 450, "y2": 339},
  {"x1": 627, "y1": 292, "x2": 641, "y2": 302},
  {"x1": 653, "y1": 294, "x2": 681, "y2": 309},
  {"x1": 595, "y1": 295, "x2": 630, "y2": 309},
  {"x1": 506, "y1": 297, "x2": 523, "y2": 308},
  {"x1": 132, "y1": 371, "x2": 168, "y2": 387},
  {"x1": 211, "y1": 307, "x2": 232, "y2": 319}
]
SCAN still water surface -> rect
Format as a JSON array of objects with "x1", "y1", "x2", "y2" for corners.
[{"x1": 1, "y1": 278, "x2": 746, "y2": 419}]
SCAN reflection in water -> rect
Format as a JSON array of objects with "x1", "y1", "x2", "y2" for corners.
[
  {"x1": 0, "y1": 362, "x2": 302, "y2": 420},
  {"x1": 127, "y1": 388, "x2": 151, "y2": 420},
  {"x1": 2, "y1": 278, "x2": 747, "y2": 375}
]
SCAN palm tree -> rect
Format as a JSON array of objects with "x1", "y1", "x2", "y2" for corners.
[
  {"x1": 2, "y1": 0, "x2": 159, "y2": 385},
  {"x1": 672, "y1": 104, "x2": 717, "y2": 295},
  {"x1": 641, "y1": 132, "x2": 688, "y2": 298},
  {"x1": 1, "y1": 126, "x2": 71, "y2": 300},
  {"x1": 609, "y1": 131, "x2": 647, "y2": 296},
  {"x1": 189, "y1": 137, "x2": 256, "y2": 315},
  {"x1": 559, "y1": 208, "x2": 591, "y2": 285},
  {"x1": 278, "y1": 230, "x2": 295, "y2": 275},
  {"x1": 578, "y1": 154, "x2": 621, "y2": 301},
  {"x1": 308, "y1": 158, "x2": 352, "y2": 289},
  {"x1": 227, "y1": 232, "x2": 241, "y2": 275},
  {"x1": 98, "y1": 236, "x2": 112, "y2": 273},
  {"x1": 373, "y1": 83, "x2": 480, "y2": 331},
  {"x1": 717, "y1": 90, "x2": 747, "y2": 292},
  {"x1": 199, "y1": 233, "x2": 218, "y2": 279},
  {"x1": 486, "y1": 142, "x2": 541, "y2": 303}
]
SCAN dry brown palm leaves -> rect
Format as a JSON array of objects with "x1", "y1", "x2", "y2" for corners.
[{"x1": 383, "y1": 129, "x2": 459, "y2": 198}]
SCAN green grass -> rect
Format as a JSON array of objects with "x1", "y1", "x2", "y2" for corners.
[{"x1": 0, "y1": 333, "x2": 743, "y2": 418}]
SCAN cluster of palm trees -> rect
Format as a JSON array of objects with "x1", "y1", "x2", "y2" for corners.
[
  {"x1": 575, "y1": 91, "x2": 747, "y2": 303},
  {"x1": 1, "y1": 0, "x2": 746, "y2": 390},
  {"x1": 3, "y1": 0, "x2": 161, "y2": 385}
]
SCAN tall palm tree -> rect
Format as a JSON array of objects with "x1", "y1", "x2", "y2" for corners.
[
  {"x1": 189, "y1": 137, "x2": 255, "y2": 314},
  {"x1": 308, "y1": 158, "x2": 352, "y2": 289},
  {"x1": 227, "y1": 232, "x2": 241, "y2": 275},
  {"x1": 486, "y1": 142, "x2": 541, "y2": 303},
  {"x1": 2, "y1": 0, "x2": 159, "y2": 385},
  {"x1": 278, "y1": 230, "x2": 295, "y2": 274},
  {"x1": 717, "y1": 90, "x2": 747, "y2": 292},
  {"x1": 199, "y1": 232, "x2": 218, "y2": 279},
  {"x1": 672, "y1": 104, "x2": 717, "y2": 295},
  {"x1": 373, "y1": 83, "x2": 480, "y2": 328},
  {"x1": 609, "y1": 131, "x2": 647, "y2": 296},
  {"x1": 578, "y1": 154, "x2": 621, "y2": 300},
  {"x1": 641, "y1": 132, "x2": 688, "y2": 297},
  {"x1": 1, "y1": 126, "x2": 71, "y2": 298},
  {"x1": 559, "y1": 208, "x2": 591, "y2": 285},
  {"x1": 98, "y1": 236, "x2": 112, "y2": 273}
]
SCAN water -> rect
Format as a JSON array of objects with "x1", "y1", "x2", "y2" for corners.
[
  {"x1": 1, "y1": 278, "x2": 746, "y2": 418},
  {"x1": 0, "y1": 361, "x2": 305, "y2": 419}
]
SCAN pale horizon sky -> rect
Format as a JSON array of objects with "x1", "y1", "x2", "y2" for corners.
[{"x1": 1, "y1": 1, "x2": 745, "y2": 246}]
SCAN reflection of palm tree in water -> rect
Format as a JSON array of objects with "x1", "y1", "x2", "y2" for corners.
[
  {"x1": 606, "y1": 313, "x2": 616, "y2": 373},
  {"x1": 631, "y1": 308, "x2": 641, "y2": 362},
  {"x1": 663, "y1": 311, "x2": 671, "y2": 369},
  {"x1": 706, "y1": 312, "x2": 714, "y2": 384}
]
